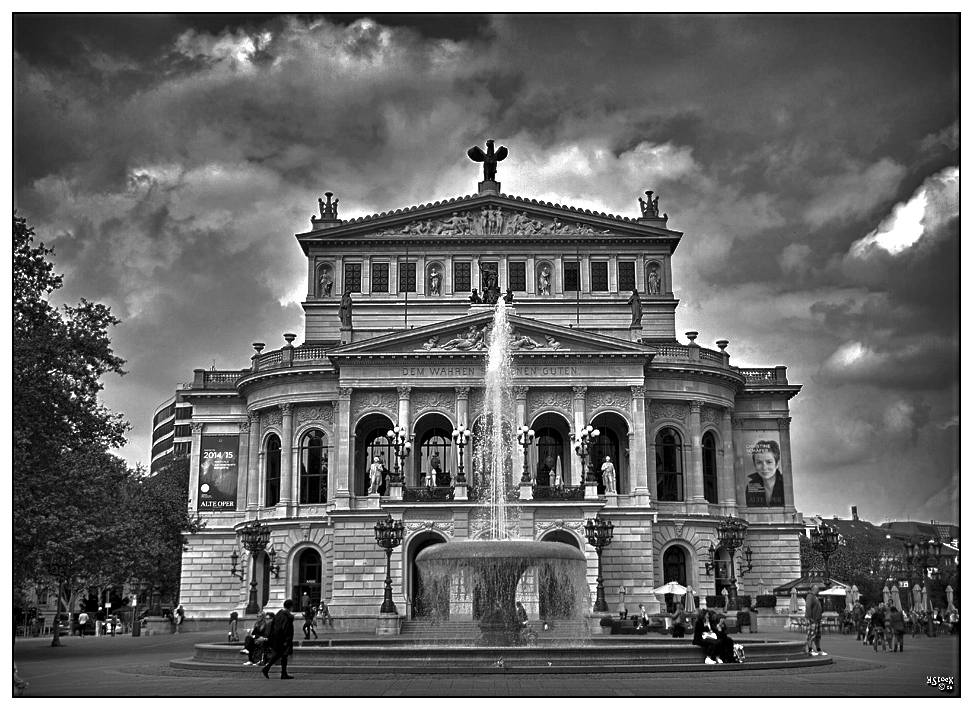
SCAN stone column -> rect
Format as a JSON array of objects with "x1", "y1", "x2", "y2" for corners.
[
  {"x1": 572, "y1": 386, "x2": 589, "y2": 491},
  {"x1": 454, "y1": 386, "x2": 471, "y2": 500},
  {"x1": 580, "y1": 252, "x2": 590, "y2": 294},
  {"x1": 630, "y1": 385, "x2": 650, "y2": 506},
  {"x1": 778, "y1": 416, "x2": 796, "y2": 510},
  {"x1": 238, "y1": 416, "x2": 251, "y2": 511},
  {"x1": 397, "y1": 386, "x2": 413, "y2": 484},
  {"x1": 188, "y1": 421, "x2": 203, "y2": 511},
  {"x1": 526, "y1": 254, "x2": 536, "y2": 296},
  {"x1": 334, "y1": 388, "x2": 353, "y2": 509},
  {"x1": 554, "y1": 254, "x2": 563, "y2": 296},
  {"x1": 646, "y1": 398, "x2": 657, "y2": 499},
  {"x1": 688, "y1": 400, "x2": 706, "y2": 508},
  {"x1": 279, "y1": 404, "x2": 295, "y2": 513},
  {"x1": 720, "y1": 409, "x2": 737, "y2": 510},
  {"x1": 247, "y1": 410, "x2": 261, "y2": 510}
]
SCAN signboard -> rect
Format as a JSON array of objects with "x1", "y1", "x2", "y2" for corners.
[
  {"x1": 197, "y1": 435, "x2": 239, "y2": 511},
  {"x1": 734, "y1": 430, "x2": 785, "y2": 507}
]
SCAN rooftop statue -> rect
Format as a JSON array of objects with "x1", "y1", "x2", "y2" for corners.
[{"x1": 468, "y1": 139, "x2": 508, "y2": 182}]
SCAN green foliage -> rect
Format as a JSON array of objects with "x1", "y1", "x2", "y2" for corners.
[
  {"x1": 800, "y1": 531, "x2": 906, "y2": 607},
  {"x1": 13, "y1": 211, "x2": 129, "y2": 589},
  {"x1": 599, "y1": 615, "x2": 614, "y2": 626},
  {"x1": 705, "y1": 595, "x2": 726, "y2": 608},
  {"x1": 736, "y1": 610, "x2": 751, "y2": 626},
  {"x1": 755, "y1": 594, "x2": 777, "y2": 608}
]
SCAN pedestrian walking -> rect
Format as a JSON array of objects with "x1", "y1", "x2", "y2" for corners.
[
  {"x1": 13, "y1": 662, "x2": 28, "y2": 695},
  {"x1": 262, "y1": 599, "x2": 296, "y2": 680},
  {"x1": 301, "y1": 592, "x2": 311, "y2": 617},
  {"x1": 228, "y1": 611, "x2": 239, "y2": 642},
  {"x1": 805, "y1": 584, "x2": 827, "y2": 656},
  {"x1": 173, "y1": 604, "x2": 185, "y2": 634},
  {"x1": 670, "y1": 602, "x2": 688, "y2": 638},
  {"x1": 77, "y1": 611, "x2": 89, "y2": 638},
  {"x1": 96, "y1": 607, "x2": 106, "y2": 636},
  {"x1": 303, "y1": 605, "x2": 318, "y2": 640},
  {"x1": 871, "y1": 604, "x2": 888, "y2": 652},
  {"x1": 888, "y1": 606, "x2": 906, "y2": 652}
]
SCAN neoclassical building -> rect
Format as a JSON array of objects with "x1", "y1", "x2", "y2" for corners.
[{"x1": 176, "y1": 149, "x2": 804, "y2": 628}]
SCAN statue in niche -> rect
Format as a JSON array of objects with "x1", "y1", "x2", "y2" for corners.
[
  {"x1": 467, "y1": 139, "x2": 508, "y2": 182},
  {"x1": 647, "y1": 268, "x2": 661, "y2": 296},
  {"x1": 368, "y1": 456, "x2": 384, "y2": 495},
  {"x1": 628, "y1": 289, "x2": 643, "y2": 327},
  {"x1": 469, "y1": 289, "x2": 482, "y2": 304},
  {"x1": 428, "y1": 451, "x2": 442, "y2": 487},
  {"x1": 601, "y1": 456, "x2": 617, "y2": 494},
  {"x1": 538, "y1": 266, "x2": 551, "y2": 295},
  {"x1": 318, "y1": 267, "x2": 333, "y2": 297},
  {"x1": 429, "y1": 268, "x2": 442, "y2": 296},
  {"x1": 339, "y1": 288, "x2": 353, "y2": 328}
]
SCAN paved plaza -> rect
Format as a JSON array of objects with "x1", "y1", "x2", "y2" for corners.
[{"x1": 12, "y1": 627, "x2": 959, "y2": 697}]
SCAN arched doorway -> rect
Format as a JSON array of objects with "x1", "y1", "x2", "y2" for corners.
[
  {"x1": 293, "y1": 548, "x2": 323, "y2": 607},
  {"x1": 662, "y1": 545, "x2": 689, "y2": 613},
  {"x1": 530, "y1": 412, "x2": 571, "y2": 486},
  {"x1": 354, "y1": 413, "x2": 395, "y2": 496},
  {"x1": 537, "y1": 531, "x2": 582, "y2": 619},
  {"x1": 590, "y1": 411, "x2": 629, "y2": 494},
  {"x1": 413, "y1": 412, "x2": 453, "y2": 487},
  {"x1": 408, "y1": 532, "x2": 447, "y2": 619}
]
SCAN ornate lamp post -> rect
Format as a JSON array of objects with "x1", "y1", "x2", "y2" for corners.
[
  {"x1": 237, "y1": 520, "x2": 272, "y2": 614},
  {"x1": 715, "y1": 517, "x2": 749, "y2": 611},
  {"x1": 584, "y1": 516, "x2": 614, "y2": 613},
  {"x1": 574, "y1": 423, "x2": 600, "y2": 483},
  {"x1": 452, "y1": 423, "x2": 472, "y2": 484},
  {"x1": 387, "y1": 424, "x2": 413, "y2": 484},
  {"x1": 810, "y1": 523, "x2": 841, "y2": 581},
  {"x1": 374, "y1": 513, "x2": 405, "y2": 614},
  {"x1": 517, "y1": 425, "x2": 535, "y2": 483}
]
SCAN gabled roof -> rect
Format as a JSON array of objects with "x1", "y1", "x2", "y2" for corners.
[
  {"x1": 327, "y1": 310, "x2": 652, "y2": 360},
  {"x1": 774, "y1": 568, "x2": 849, "y2": 595},
  {"x1": 296, "y1": 191, "x2": 682, "y2": 255}
]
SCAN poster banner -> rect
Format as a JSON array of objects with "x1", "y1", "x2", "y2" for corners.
[
  {"x1": 198, "y1": 435, "x2": 239, "y2": 511},
  {"x1": 733, "y1": 430, "x2": 785, "y2": 507}
]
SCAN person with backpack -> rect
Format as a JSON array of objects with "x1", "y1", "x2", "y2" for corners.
[{"x1": 262, "y1": 599, "x2": 296, "y2": 680}]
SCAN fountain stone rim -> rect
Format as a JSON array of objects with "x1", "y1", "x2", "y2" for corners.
[{"x1": 416, "y1": 539, "x2": 587, "y2": 563}]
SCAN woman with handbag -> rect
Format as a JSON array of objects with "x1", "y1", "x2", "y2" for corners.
[
  {"x1": 693, "y1": 609, "x2": 721, "y2": 664},
  {"x1": 670, "y1": 603, "x2": 687, "y2": 638}
]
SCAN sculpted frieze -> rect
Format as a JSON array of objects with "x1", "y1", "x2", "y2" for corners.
[
  {"x1": 263, "y1": 409, "x2": 282, "y2": 428},
  {"x1": 296, "y1": 404, "x2": 334, "y2": 426},
  {"x1": 527, "y1": 389, "x2": 572, "y2": 419},
  {"x1": 413, "y1": 390, "x2": 455, "y2": 415},
  {"x1": 351, "y1": 390, "x2": 397, "y2": 419},
  {"x1": 369, "y1": 206, "x2": 614, "y2": 238},
  {"x1": 418, "y1": 324, "x2": 566, "y2": 352},
  {"x1": 649, "y1": 402, "x2": 688, "y2": 422},
  {"x1": 700, "y1": 406, "x2": 721, "y2": 424},
  {"x1": 587, "y1": 389, "x2": 630, "y2": 411}
]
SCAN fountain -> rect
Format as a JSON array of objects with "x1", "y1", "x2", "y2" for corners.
[{"x1": 417, "y1": 302, "x2": 590, "y2": 646}]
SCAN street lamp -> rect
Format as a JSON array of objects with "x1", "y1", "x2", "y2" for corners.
[
  {"x1": 452, "y1": 423, "x2": 472, "y2": 485},
  {"x1": 809, "y1": 524, "x2": 840, "y2": 581},
  {"x1": 574, "y1": 424, "x2": 600, "y2": 484},
  {"x1": 237, "y1": 520, "x2": 273, "y2": 614},
  {"x1": 904, "y1": 538, "x2": 942, "y2": 585},
  {"x1": 387, "y1": 425, "x2": 413, "y2": 485},
  {"x1": 374, "y1": 514, "x2": 405, "y2": 614},
  {"x1": 715, "y1": 517, "x2": 749, "y2": 611},
  {"x1": 584, "y1": 516, "x2": 614, "y2": 613},
  {"x1": 517, "y1": 425, "x2": 535, "y2": 483}
]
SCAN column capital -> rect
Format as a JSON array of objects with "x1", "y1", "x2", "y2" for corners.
[
  {"x1": 190, "y1": 421, "x2": 204, "y2": 433},
  {"x1": 777, "y1": 417, "x2": 792, "y2": 429},
  {"x1": 572, "y1": 385, "x2": 588, "y2": 399},
  {"x1": 513, "y1": 386, "x2": 529, "y2": 399},
  {"x1": 397, "y1": 385, "x2": 412, "y2": 398},
  {"x1": 249, "y1": 409, "x2": 261, "y2": 423},
  {"x1": 281, "y1": 403, "x2": 294, "y2": 415},
  {"x1": 690, "y1": 400, "x2": 703, "y2": 413},
  {"x1": 239, "y1": 418, "x2": 251, "y2": 433},
  {"x1": 722, "y1": 408, "x2": 734, "y2": 421},
  {"x1": 338, "y1": 386, "x2": 353, "y2": 398},
  {"x1": 631, "y1": 384, "x2": 646, "y2": 398},
  {"x1": 455, "y1": 386, "x2": 471, "y2": 398}
]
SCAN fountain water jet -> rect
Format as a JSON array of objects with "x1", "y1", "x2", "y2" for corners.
[{"x1": 416, "y1": 303, "x2": 591, "y2": 645}]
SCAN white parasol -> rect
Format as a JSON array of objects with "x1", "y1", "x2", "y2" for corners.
[
  {"x1": 651, "y1": 581, "x2": 688, "y2": 596},
  {"x1": 912, "y1": 584, "x2": 922, "y2": 611},
  {"x1": 818, "y1": 587, "x2": 848, "y2": 596},
  {"x1": 890, "y1": 585, "x2": 902, "y2": 610},
  {"x1": 882, "y1": 584, "x2": 891, "y2": 606},
  {"x1": 789, "y1": 587, "x2": 799, "y2": 613},
  {"x1": 946, "y1": 586, "x2": 954, "y2": 612},
  {"x1": 554, "y1": 455, "x2": 563, "y2": 488},
  {"x1": 851, "y1": 584, "x2": 860, "y2": 605},
  {"x1": 921, "y1": 584, "x2": 932, "y2": 612},
  {"x1": 684, "y1": 585, "x2": 696, "y2": 614}
]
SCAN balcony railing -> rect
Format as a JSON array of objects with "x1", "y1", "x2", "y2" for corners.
[
  {"x1": 532, "y1": 485, "x2": 586, "y2": 501},
  {"x1": 403, "y1": 486, "x2": 455, "y2": 502}
]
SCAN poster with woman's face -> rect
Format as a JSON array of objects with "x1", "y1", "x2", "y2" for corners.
[{"x1": 733, "y1": 430, "x2": 785, "y2": 507}]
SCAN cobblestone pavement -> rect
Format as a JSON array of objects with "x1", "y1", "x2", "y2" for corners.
[{"x1": 12, "y1": 627, "x2": 959, "y2": 697}]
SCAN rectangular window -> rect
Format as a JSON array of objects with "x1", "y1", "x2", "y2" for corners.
[
  {"x1": 344, "y1": 263, "x2": 362, "y2": 293},
  {"x1": 508, "y1": 262, "x2": 526, "y2": 291},
  {"x1": 454, "y1": 262, "x2": 471, "y2": 293},
  {"x1": 399, "y1": 262, "x2": 417, "y2": 292},
  {"x1": 618, "y1": 261, "x2": 636, "y2": 292},
  {"x1": 591, "y1": 261, "x2": 608, "y2": 292},
  {"x1": 371, "y1": 263, "x2": 389, "y2": 293},
  {"x1": 563, "y1": 261, "x2": 580, "y2": 292}
]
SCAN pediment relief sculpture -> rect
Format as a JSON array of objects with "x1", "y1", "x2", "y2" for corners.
[
  {"x1": 369, "y1": 206, "x2": 613, "y2": 238},
  {"x1": 416, "y1": 324, "x2": 567, "y2": 352}
]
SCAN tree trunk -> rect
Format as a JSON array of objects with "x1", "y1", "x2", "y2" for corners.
[{"x1": 51, "y1": 580, "x2": 64, "y2": 647}]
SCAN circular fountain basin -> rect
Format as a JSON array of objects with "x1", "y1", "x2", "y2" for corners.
[{"x1": 416, "y1": 540, "x2": 587, "y2": 564}]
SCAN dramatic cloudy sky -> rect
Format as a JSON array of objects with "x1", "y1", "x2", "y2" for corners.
[{"x1": 13, "y1": 14, "x2": 959, "y2": 526}]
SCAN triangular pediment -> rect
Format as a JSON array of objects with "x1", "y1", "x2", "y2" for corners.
[
  {"x1": 328, "y1": 311, "x2": 652, "y2": 360},
  {"x1": 297, "y1": 192, "x2": 680, "y2": 253}
]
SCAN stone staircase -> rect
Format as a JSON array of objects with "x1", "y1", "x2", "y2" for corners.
[{"x1": 400, "y1": 618, "x2": 590, "y2": 644}]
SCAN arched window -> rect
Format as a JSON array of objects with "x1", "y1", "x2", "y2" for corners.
[
  {"x1": 365, "y1": 433, "x2": 393, "y2": 495},
  {"x1": 299, "y1": 429, "x2": 329, "y2": 505},
  {"x1": 662, "y1": 546, "x2": 688, "y2": 612},
  {"x1": 655, "y1": 427, "x2": 683, "y2": 501},
  {"x1": 702, "y1": 431, "x2": 718, "y2": 504},
  {"x1": 419, "y1": 428, "x2": 450, "y2": 486},
  {"x1": 592, "y1": 428, "x2": 621, "y2": 495},
  {"x1": 265, "y1": 434, "x2": 281, "y2": 506},
  {"x1": 534, "y1": 429, "x2": 563, "y2": 487}
]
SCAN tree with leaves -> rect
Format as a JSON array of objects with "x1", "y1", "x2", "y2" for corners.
[
  {"x1": 13, "y1": 211, "x2": 129, "y2": 644},
  {"x1": 800, "y1": 531, "x2": 906, "y2": 607}
]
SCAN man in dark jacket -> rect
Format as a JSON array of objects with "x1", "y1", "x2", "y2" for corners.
[
  {"x1": 805, "y1": 585, "x2": 826, "y2": 656},
  {"x1": 262, "y1": 600, "x2": 296, "y2": 680}
]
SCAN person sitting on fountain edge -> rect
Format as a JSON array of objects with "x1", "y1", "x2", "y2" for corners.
[{"x1": 516, "y1": 601, "x2": 529, "y2": 628}]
